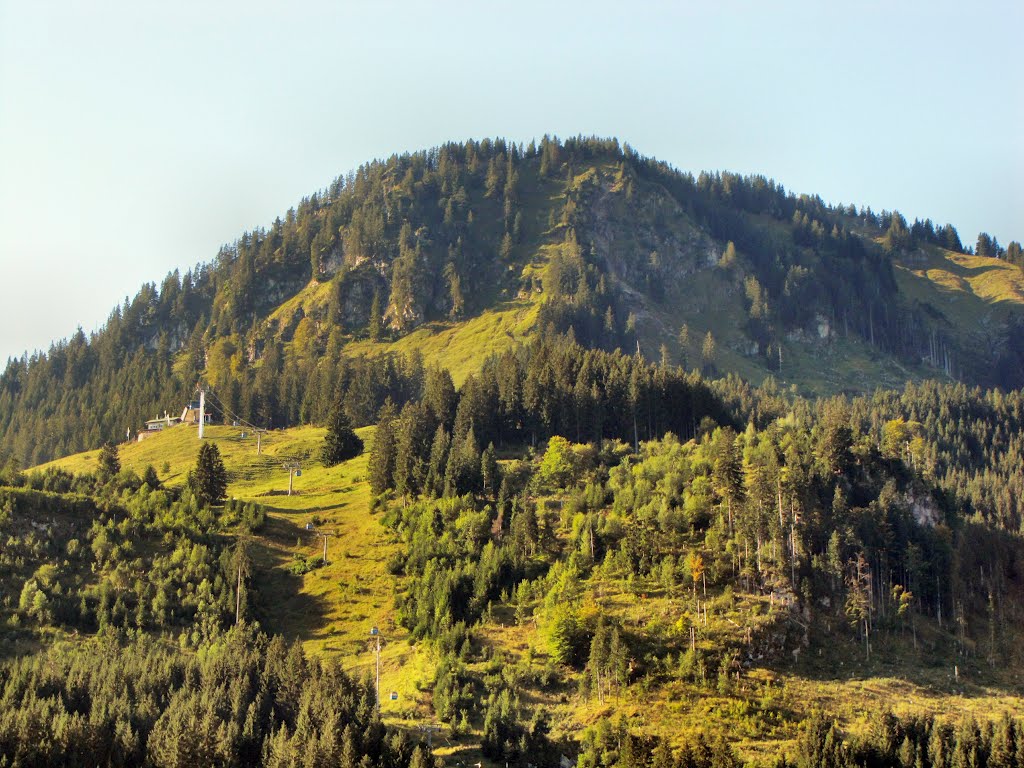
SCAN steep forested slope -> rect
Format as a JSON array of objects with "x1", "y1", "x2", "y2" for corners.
[
  {"x1": 7, "y1": 332, "x2": 1024, "y2": 764},
  {"x1": 2, "y1": 136, "x2": 1023, "y2": 466}
]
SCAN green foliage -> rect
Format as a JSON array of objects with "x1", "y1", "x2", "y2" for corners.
[
  {"x1": 223, "y1": 497, "x2": 267, "y2": 533},
  {"x1": 371, "y1": 354, "x2": 1024, "y2": 756},
  {"x1": 97, "y1": 442, "x2": 121, "y2": 480},
  {"x1": 544, "y1": 603, "x2": 584, "y2": 667},
  {"x1": 539, "y1": 436, "x2": 576, "y2": 489},
  {"x1": 6, "y1": 135, "x2": 1024, "y2": 764},
  {"x1": 578, "y1": 719, "x2": 740, "y2": 768},
  {"x1": 321, "y1": 404, "x2": 364, "y2": 466},
  {"x1": 190, "y1": 441, "x2": 228, "y2": 507},
  {"x1": 368, "y1": 406, "x2": 398, "y2": 497},
  {"x1": 142, "y1": 463, "x2": 161, "y2": 489},
  {"x1": 0, "y1": 480, "x2": 250, "y2": 640},
  {"x1": 289, "y1": 554, "x2": 325, "y2": 575},
  {"x1": 368, "y1": 289, "x2": 384, "y2": 341},
  {"x1": 0, "y1": 626, "x2": 425, "y2": 767}
]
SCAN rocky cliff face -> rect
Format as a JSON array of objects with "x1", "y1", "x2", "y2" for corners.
[{"x1": 335, "y1": 264, "x2": 385, "y2": 331}]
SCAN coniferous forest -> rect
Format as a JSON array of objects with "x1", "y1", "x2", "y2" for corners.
[
  {"x1": 3, "y1": 136, "x2": 1024, "y2": 467},
  {"x1": 2, "y1": 137, "x2": 1024, "y2": 766}
]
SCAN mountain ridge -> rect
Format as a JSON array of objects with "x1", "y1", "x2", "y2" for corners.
[{"x1": 2, "y1": 136, "x2": 1023, "y2": 466}]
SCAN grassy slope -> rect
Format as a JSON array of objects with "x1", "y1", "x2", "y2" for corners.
[
  {"x1": 894, "y1": 248, "x2": 1024, "y2": 335},
  {"x1": 634, "y1": 244, "x2": 1024, "y2": 397},
  {"x1": 32, "y1": 188, "x2": 1024, "y2": 756},
  {"x1": 346, "y1": 299, "x2": 540, "y2": 386},
  {"x1": 33, "y1": 235, "x2": 1024, "y2": 761},
  {"x1": 37, "y1": 429, "x2": 1024, "y2": 762},
  {"x1": 476, "y1": 569, "x2": 1024, "y2": 762},
  {"x1": 38, "y1": 424, "x2": 431, "y2": 721}
]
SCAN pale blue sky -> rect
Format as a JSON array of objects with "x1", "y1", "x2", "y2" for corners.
[{"x1": 1, "y1": 1, "x2": 1021, "y2": 363}]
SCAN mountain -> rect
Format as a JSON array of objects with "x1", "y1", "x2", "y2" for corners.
[
  {"x1": 3, "y1": 131, "x2": 1024, "y2": 763},
  {"x1": 2, "y1": 136, "x2": 1023, "y2": 466}
]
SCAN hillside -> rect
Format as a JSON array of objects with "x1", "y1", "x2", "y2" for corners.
[
  {"x1": 16, "y1": 380, "x2": 1024, "y2": 766},
  {"x1": 2, "y1": 137, "x2": 1024, "y2": 468},
  {"x1": 33, "y1": 423, "x2": 426, "y2": 702},
  {"x1": 4, "y1": 135, "x2": 1024, "y2": 764}
]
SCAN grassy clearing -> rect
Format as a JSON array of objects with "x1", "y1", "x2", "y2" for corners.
[
  {"x1": 346, "y1": 300, "x2": 541, "y2": 386},
  {"x1": 897, "y1": 249, "x2": 1024, "y2": 308},
  {"x1": 35, "y1": 423, "x2": 434, "y2": 721},
  {"x1": 263, "y1": 279, "x2": 336, "y2": 333},
  {"x1": 894, "y1": 248, "x2": 1024, "y2": 330}
]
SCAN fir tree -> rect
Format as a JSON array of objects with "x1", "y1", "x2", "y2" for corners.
[
  {"x1": 701, "y1": 331, "x2": 717, "y2": 374},
  {"x1": 444, "y1": 425, "x2": 481, "y2": 497},
  {"x1": 190, "y1": 442, "x2": 228, "y2": 506},
  {"x1": 368, "y1": 289, "x2": 383, "y2": 342},
  {"x1": 481, "y1": 442, "x2": 499, "y2": 497},
  {"x1": 97, "y1": 442, "x2": 121, "y2": 481},
  {"x1": 321, "y1": 405, "x2": 364, "y2": 467},
  {"x1": 424, "y1": 426, "x2": 451, "y2": 498},
  {"x1": 368, "y1": 407, "x2": 398, "y2": 496}
]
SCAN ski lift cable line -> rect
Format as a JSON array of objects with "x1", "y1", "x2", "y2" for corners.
[
  {"x1": 204, "y1": 390, "x2": 262, "y2": 433},
  {"x1": 201, "y1": 387, "x2": 266, "y2": 433}
]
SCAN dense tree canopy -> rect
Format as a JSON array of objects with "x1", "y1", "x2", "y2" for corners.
[{"x1": 0, "y1": 626, "x2": 425, "y2": 768}]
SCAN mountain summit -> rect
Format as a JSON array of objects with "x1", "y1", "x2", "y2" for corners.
[{"x1": 2, "y1": 136, "x2": 1022, "y2": 464}]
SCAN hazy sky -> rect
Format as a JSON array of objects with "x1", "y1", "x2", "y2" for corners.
[{"x1": 1, "y1": 1, "x2": 1021, "y2": 363}]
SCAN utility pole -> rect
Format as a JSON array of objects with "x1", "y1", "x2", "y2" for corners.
[
  {"x1": 198, "y1": 385, "x2": 206, "y2": 440},
  {"x1": 282, "y1": 462, "x2": 301, "y2": 495},
  {"x1": 256, "y1": 429, "x2": 266, "y2": 455},
  {"x1": 370, "y1": 626, "x2": 382, "y2": 712}
]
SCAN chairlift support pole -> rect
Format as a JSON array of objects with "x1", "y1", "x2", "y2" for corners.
[
  {"x1": 419, "y1": 724, "x2": 439, "y2": 751},
  {"x1": 282, "y1": 462, "x2": 301, "y2": 495},
  {"x1": 317, "y1": 530, "x2": 336, "y2": 564}
]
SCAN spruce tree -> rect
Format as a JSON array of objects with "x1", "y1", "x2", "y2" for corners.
[
  {"x1": 191, "y1": 442, "x2": 228, "y2": 507},
  {"x1": 976, "y1": 232, "x2": 997, "y2": 257},
  {"x1": 424, "y1": 426, "x2": 450, "y2": 498},
  {"x1": 97, "y1": 442, "x2": 121, "y2": 481},
  {"x1": 424, "y1": 366, "x2": 457, "y2": 430},
  {"x1": 701, "y1": 331, "x2": 716, "y2": 374},
  {"x1": 710, "y1": 427, "x2": 743, "y2": 532},
  {"x1": 481, "y1": 441, "x2": 499, "y2": 498},
  {"x1": 368, "y1": 412, "x2": 397, "y2": 496},
  {"x1": 321, "y1": 405, "x2": 363, "y2": 467},
  {"x1": 444, "y1": 425, "x2": 482, "y2": 496},
  {"x1": 368, "y1": 289, "x2": 383, "y2": 342}
]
